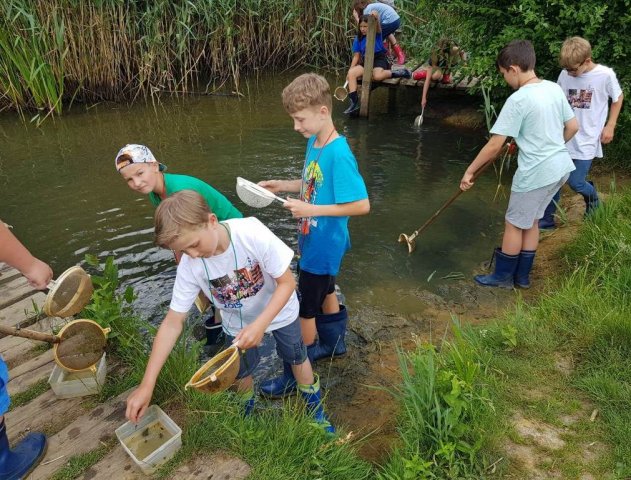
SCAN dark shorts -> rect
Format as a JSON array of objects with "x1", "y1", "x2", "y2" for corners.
[
  {"x1": 360, "y1": 52, "x2": 391, "y2": 71},
  {"x1": 381, "y1": 18, "x2": 401, "y2": 37},
  {"x1": 298, "y1": 270, "x2": 336, "y2": 319},
  {"x1": 226, "y1": 319, "x2": 307, "y2": 379}
]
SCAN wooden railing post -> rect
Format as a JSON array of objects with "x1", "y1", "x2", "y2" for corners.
[{"x1": 359, "y1": 16, "x2": 376, "y2": 118}]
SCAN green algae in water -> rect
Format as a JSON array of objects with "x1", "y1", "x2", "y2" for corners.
[{"x1": 124, "y1": 420, "x2": 173, "y2": 461}]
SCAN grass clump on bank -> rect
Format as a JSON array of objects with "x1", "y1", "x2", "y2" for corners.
[{"x1": 381, "y1": 186, "x2": 631, "y2": 477}]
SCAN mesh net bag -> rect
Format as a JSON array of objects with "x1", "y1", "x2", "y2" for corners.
[
  {"x1": 185, "y1": 346, "x2": 240, "y2": 394},
  {"x1": 44, "y1": 266, "x2": 94, "y2": 318},
  {"x1": 54, "y1": 320, "x2": 108, "y2": 371},
  {"x1": 236, "y1": 177, "x2": 277, "y2": 209}
]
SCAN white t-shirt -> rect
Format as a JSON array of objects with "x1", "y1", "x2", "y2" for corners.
[
  {"x1": 557, "y1": 64, "x2": 623, "y2": 160},
  {"x1": 491, "y1": 80, "x2": 575, "y2": 192},
  {"x1": 169, "y1": 217, "x2": 299, "y2": 337},
  {"x1": 364, "y1": 3, "x2": 399, "y2": 24}
]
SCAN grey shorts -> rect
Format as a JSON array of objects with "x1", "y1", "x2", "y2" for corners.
[
  {"x1": 226, "y1": 318, "x2": 307, "y2": 379},
  {"x1": 506, "y1": 174, "x2": 570, "y2": 229}
]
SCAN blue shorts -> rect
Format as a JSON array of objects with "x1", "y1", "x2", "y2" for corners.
[
  {"x1": 381, "y1": 18, "x2": 400, "y2": 37},
  {"x1": 0, "y1": 358, "x2": 10, "y2": 415},
  {"x1": 226, "y1": 319, "x2": 307, "y2": 379}
]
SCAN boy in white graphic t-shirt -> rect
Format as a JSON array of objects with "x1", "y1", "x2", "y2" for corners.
[
  {"x1": 125, "y1": 190, "x2": 334, "y2": 434},
  {"x1": 539, "y1": 36, "x2": 624, "y2": 229}
]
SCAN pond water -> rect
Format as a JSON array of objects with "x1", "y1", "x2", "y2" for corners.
[{"x1": 0, "y1": 73, "x2": 507, "y2": 326}]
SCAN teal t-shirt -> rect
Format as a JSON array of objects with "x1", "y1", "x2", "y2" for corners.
[
  {"x1": 490, "y1": 80, "x2": 575, "y2": 192},
  {"x1": 149, "y1": 173, "x2": 242, "y2": 221}
]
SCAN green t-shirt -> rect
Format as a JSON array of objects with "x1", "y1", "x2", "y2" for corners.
[{"x1": 149, "y1": 173, "x2": 243, "y2": 221}]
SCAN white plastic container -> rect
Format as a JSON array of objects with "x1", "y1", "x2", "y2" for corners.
[
  {"x1": 48, "y1": 353, "x2": 107, "y2": 399},
  {"x1": 115, "y1": 405, "x2": 182, "y2": 475}
]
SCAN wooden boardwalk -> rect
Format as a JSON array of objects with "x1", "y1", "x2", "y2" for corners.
[{"x1": 0, "y1": 262, "x2": 250, "y2": 479}]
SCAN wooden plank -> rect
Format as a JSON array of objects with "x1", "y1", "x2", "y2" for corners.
[
  {"x1": 29, "y1": 390, "x2": 132, "y2": 480},
  {"x1": 456, "y1": 76, "x2": 470, "y2": 89},
  {"x1": 83, "y1": 449, "x2": 251, "y2": 480},
  {"x1": 0, "y1": 316, "x2": 65, "y2": 368},
  {"x1": 0, "y1": 276, "x2": 37, "y2": 310},
  {"x1": 400, "y1": 78, "x2": 418, "y2": 87},
  {"x1": 7, "y1": 350, "x2": 54, "y2": 397},
  {"x1": 6, "y1": 389, "x2": 84, "y2": 443},
  {"x1": 468, "y1": 77, "x2": 480, "y2": 88},
  {"x1": 0, "y1": 292, "x2": 46, "y2": 332},
  {"x1": 359, "y1": 16, "x2": 376, "y2": 118},
  {"x1": 0, "y1": 265, "x2": 21, "y2": 287}
]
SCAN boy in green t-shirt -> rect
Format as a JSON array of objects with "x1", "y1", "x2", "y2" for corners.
[{"x1": 114, "y1": 144, "x2": 242, "y2": 347}]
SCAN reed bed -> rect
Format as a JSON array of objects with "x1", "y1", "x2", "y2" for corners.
[{"x1": 0, "y1": 0, "x2": 354, "y2": 115}]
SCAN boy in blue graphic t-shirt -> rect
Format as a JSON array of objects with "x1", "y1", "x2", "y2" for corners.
[{"x1": 259, "y1": 73, "x2": 370, "y2": 397}]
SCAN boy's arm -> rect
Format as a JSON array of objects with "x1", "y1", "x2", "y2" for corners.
[
  {"x1": 563, "y1": 117, "x2": 579, "y2": 143},
  {"x1": 601, "y1": 93, "x2": 624, "y2": 144},
  {"x1": 460, "y1": 135, "x2": 506, "y2": 191},
  {"x1": 284, "y1": 198, "x2": 370, "y2": 218},
  {"x1": 125, "y1": 309, "x2": 187, "y2": 423},
  {"x1": 0, "y1": 222, "x2": 53, "y2": 289},
  {"x1": 258, "y1": 179, "x2": 302, "y2": 194},
  {"x1": 233, "y1": 268, "x2": 295, "y2": 349}
]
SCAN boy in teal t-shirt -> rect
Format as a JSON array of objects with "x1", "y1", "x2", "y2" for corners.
[
  {"x1": 259, "y1": 73, "x2": 370, "y2": 398},
  {"x1": 460, "y1": 40, "x2": 578, "y2": 289},
  {"x1": 115, "y1": 144, "x2": 242, "y2": 347}
]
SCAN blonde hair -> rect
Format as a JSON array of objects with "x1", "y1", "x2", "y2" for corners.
[
  {"x1": 281, "y1": 73, "x2": 332, "y2": 114},
  {"x1": 559, "y1": 36, "x2": 592, "y2": 69},
  {"x1": 154, "y1": 190, "x2": 212, "y2": 248}
]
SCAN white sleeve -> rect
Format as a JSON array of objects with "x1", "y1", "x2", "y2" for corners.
[
  {"x1": 607, "y1": 69, "x2": 623, "y2": 102},
  {"x1": 249, "y1": 218, "x2": 294, "y2": 278},
  {"x1": 169, "y1": 258, "x2": 200, "y2": 313}
]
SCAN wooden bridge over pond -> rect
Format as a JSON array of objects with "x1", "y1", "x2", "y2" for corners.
[
  {"x1": 356, "y1": 16, "x2": 480, "y2": 117},
  {"x1": 0, "y1": 262, "x2": 251, "y2": 479}
]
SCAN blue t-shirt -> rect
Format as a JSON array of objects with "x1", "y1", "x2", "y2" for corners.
[
  {"x1": 299, "y1": 136, "x2": 368, "y2": 276},
  {"x1": 364, "y1": 3, "x2": 400, "y2": 24},
  {"x1": 490, "y1": 80, "x2": 575, "y2": 192},
  {"x1": 352, "y1": 32, "x2": 386, "y2": 57}
]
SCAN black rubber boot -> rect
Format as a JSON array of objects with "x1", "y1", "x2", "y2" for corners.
[
  {"x1": 0, "y1": 420, "x2": 47, "y2": 480},
  {"x1": 308, "y1": 306, "x2": 348, "y2": 362},
  {"x1": 344, "y1": 91, "x2": 360, "y2": 115}
]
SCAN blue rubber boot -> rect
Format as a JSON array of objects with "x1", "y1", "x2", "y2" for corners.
[
  {"x1": 539, "y1": 193, "x2": 559, "y2": 230},
  {"x1": 308, "y1": 306, "x2": 348, "y2": 362},
  {"x1": 584, "y1": 181, "x2": 600, "y2": 216},
  {"x1": 298, "y1": 375, "x2": 335, "y2": 435},
  {"x1": 514, "y1": 250, "x2": 536, "y2": 289},
  {"x1": 0, "y1": 420, "x2": 47, "y2": 480},
  {"x1": 238, "y1": 390, "x2": 256, "y2": 417},
  {"x1": 259, "y1": 361, "x2": 297, "y2": 399},
  {"x1": 474, "y1": 248, "x2": 518, "y2": 288}
]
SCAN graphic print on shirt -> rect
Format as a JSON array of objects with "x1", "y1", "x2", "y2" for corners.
[
  {"x1": 209, "y1": 257, "x2": 264, "y2": 308},
  {"x1": 567, "y1": 87, "x2": 593, "y2": 109},
  {"x1": 300, "y1": 161, "x2": 324, "y2": 235}
]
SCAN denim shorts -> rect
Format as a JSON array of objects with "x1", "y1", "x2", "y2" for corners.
[
  {"x1": 0, "y1": 357, "x2": 10, "y2": 416},
  {"x1": 298, "y1": 270, "x2": 336, "y2": 319},
  {"x1": 225, "y1": 319, "x2": 307, "y2": 379},
  {"x1": 381, "y1": 18, "x2": 401, "y2": 37},
  {"x1": 506, "y1": 174, "x2": 570, "y2": 229}
]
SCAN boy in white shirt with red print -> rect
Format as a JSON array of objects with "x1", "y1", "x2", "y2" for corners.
[
  {"x1": 539, "y1": 36, "x2": 624, "y2": 229},
  {"x1": 125, "y1": 190, "x2": 334, "y2": 434}
]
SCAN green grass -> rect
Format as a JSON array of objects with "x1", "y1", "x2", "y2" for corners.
[
  {"x1": 48, "y1": 440, "x2": 116, "y2": 480},
  {"x1": 8, "y1": 379, "x2": 50, "y2": 410}
]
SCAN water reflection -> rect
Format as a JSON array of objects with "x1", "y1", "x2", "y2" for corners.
[{"x1": 0, "y1": 73, "x2": 506, "y2": 323}]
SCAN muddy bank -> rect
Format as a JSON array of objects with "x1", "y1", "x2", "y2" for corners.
[{"x1": 322, "y1": 168, "x2": 628, "y2": 463}]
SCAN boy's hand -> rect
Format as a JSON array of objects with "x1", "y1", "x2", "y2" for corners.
[
  {"x1": 23, "y1": 259, "x2": 53, "y2": 290},
  {"x1": 283, "y1": 198, "x2": 315, "y2": 218},
  {"x1": 601, "y1": 125, "x2": 615, "y2": 144},
  {"x1": 258, "y1": 180, "x2": 284, "y2": 193},
  {"x1": 126, "y1": 384, "x2": 154, "y2": 424},
  {"x1": 460, "y1": 170, "x2": 475, "y2": 191},
  {"x1": 233, "y1": 322, "x2": 266, "y2": 350}
]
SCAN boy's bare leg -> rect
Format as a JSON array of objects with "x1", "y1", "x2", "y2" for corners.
[
  {"x1": 522, "y1": 223, "x2": 540, "y2": 251},
  {"x1": 300, "y1": 317, "x2": 317, "y2": 346},
  {"x1": 290, "y1": 360, "x2": 314, "y2": 386},
  {"x1": 322, "y1": 292, "x2": 340, "y2": 314},
  {"x1": 501, "y1": 222, "x2": 524, "y2": 255}
]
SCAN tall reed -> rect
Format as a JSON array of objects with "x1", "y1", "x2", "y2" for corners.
[{"x1": 0, "y1": 0, "x2": 356, "y2": 113}]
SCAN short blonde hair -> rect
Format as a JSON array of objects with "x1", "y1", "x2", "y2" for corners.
[
  {"x1": 154, "y1": 190, "x2": 212, "y2": 248},
  {"x1": 281, "y1": 73, "x2": 332, "y2": 114},
  {"x1": 559, "y1": 37, "x2": 592, "y2": 69}
]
